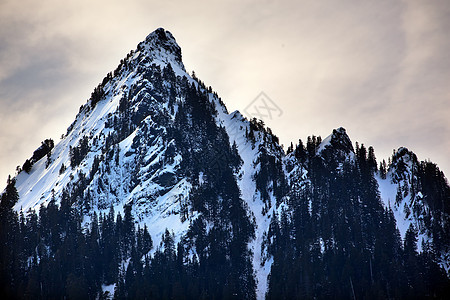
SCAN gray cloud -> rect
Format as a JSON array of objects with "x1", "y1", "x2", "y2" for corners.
[{"x1": 1, "y1": 0, "x2": 449, "y2": 186}]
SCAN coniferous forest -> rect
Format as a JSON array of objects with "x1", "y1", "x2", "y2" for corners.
[{"x1": 1, "y1": 141, "x2": 450, "y2": 299}]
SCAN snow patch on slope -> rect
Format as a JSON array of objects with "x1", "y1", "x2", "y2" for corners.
[
  {"x1": 217, "y1": 111, "x2": 273, "y2": 300},
  {"x1": 377, "y1": 174, "x2": 429, "y2": 251}
]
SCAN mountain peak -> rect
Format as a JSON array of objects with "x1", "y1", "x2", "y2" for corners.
[
  {"x1": 391, "y1": 147, "x2": 418, "y2": 169},
  {"x1": 330, "y1": 127, "x2": 353, "y2": 152},
  {"x1": 318, "y1": 126, "x2": 354, "y2": 155},
  {"x1": 393, "y1": 147, "x2": 414, "y2": 160},
  {"x1": 389, "y1": 147, "x2": 419, "y2": 183},
  {"x1": 140, "y1": 28, "x2": 184, "y2": 69},
  {"x1": 146, "y1": 27, "x2": 173, "y2": 40}
]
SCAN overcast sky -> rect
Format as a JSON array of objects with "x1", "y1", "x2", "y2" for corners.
[{"x1": 1, "y1": 0, "x2": 449, "y2": 187}]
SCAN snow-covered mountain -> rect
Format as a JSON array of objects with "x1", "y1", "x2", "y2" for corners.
[{"x1": 2, "y1": 28, "x2": 449, "y2": 299}]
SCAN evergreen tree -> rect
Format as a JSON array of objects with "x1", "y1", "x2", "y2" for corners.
[
  {"x1": 22, "y1": 159, "x2": 32, "y2": 173},
  {"x1": 0, "y1": 178, "x2": 21, "y2": 298}
]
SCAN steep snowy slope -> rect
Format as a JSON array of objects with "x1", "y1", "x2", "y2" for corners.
[
  {"x1": 13, "y1": 29, "x2": 209, "y2": 256},
  {"x1": 15, "y1": 28, "x2": 185, "y2": 211}
]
